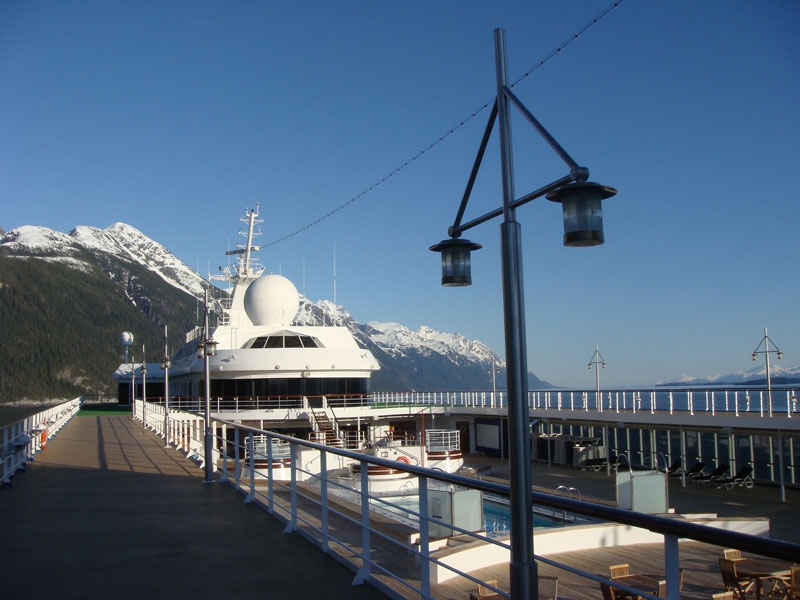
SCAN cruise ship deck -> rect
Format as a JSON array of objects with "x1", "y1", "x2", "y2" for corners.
[
  {"x1": 0, "y1": 410, "x2": 387, "y2": 600},
  {"x1": 1, "y1": 408, "x2": 797, "y2": 599}
]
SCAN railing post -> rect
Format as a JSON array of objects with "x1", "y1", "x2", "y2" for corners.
[
  {"x1": 233, "y1": 426, "x2": 241, "y2": 491},
  {"x1": 244, "y1": 432, "x2": 255, "y2": 504},
  {"x1": 353, "y1": 458, "x2": 371, "y2": 584},
  {"x1": 283, "y1": 444, "x2": 298, "y2": 534},
  {"x1": 419, "y1": 475, "x2": 431, "y2": 597},
  {"x1": 218, "y1": 421, "x2": 229, "y2": 484},
  {"x1": 664, "y1": 534, "x2": 681, "y2": 599},
  {"x1": 267, "y1": 433, "x2": 275, "y2": 511},
  {"x1": 320, "y1": 451, "x2": 329, "y2": 553}
]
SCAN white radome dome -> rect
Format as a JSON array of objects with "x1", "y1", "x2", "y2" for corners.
[{"x1": 243, "y1": 274, "x2": 300, "y2": 326}]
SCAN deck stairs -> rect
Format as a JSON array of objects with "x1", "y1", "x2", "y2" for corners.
[{"x1": 309, "y1": 406, "x2": 345, "y2": 448}]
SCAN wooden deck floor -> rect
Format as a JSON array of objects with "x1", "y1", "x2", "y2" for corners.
[{"x1": 432, "y1": 541, "x2": 737, "y2": 600}]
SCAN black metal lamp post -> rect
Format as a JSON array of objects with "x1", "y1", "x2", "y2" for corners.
[
  {"x1": 431, "y1": 29, "x2": 616, "y2": 600},
  {"x1": 141, "y1": 346, "x2": 147, "y2": 429},
  {"x1": 197, "y1": 289, "x2": 218, "y2": 483},
  {"x1": 161, "y1": 325, "x2": 171, "y2": 445}
]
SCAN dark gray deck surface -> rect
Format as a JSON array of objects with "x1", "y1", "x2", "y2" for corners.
[{"x1": 0, "y1": 413, "x2": 388, "y2": 600}]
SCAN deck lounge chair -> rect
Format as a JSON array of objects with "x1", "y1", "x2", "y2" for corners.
[
  {"x1": 693, "y1": 464, "x2": 729, "y2": 486},
  {"x1": 469, "y1": 579, "x2": 503, "y2": 600},
  {"x1": 538, "y1": 575, "x2": 558, "y2": 600},
  {"x1": 673, "y1": 461, "x2": 706, "y2": 479},
  {"x1": 714, "y1": 466, "x2": 754, "y2": 490},
  {"x1": 665, "y1": 459, "x2": 682, "y2": 475},
  {"x1": 719, "y1": 558, "x2": 756, "y2": 599},
  {"x1": 724, "y1": 548, "x2": 743, "y2": 560},
  {"x1": 609, "y1": 564, "x2": 630, "y2": 578}
]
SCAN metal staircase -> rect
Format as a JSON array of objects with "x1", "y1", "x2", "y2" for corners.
[{"x1": 309, "y1": 406, "x2": 344, "y2": 448}]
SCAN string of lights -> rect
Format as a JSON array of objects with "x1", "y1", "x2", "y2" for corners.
[{"x1": 264, "y1": 0, "x2": 624, "y2": 248}]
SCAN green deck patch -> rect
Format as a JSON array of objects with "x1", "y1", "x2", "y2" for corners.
[{"x1": 78, "y1": 405, "x2": 132, "y2": 416}]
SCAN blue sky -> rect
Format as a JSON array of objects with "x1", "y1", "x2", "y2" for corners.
[{"x1": 2, "y1": 1, "x2": 798, "y2": 388}]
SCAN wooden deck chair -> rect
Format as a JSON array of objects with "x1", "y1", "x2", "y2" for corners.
[
  {"x1": 538, "y1": 575, "x2": 558, "y2": 600},
  {"x1": 656, "y1": 580, "x2": 667, "y2": 598},
  {"x1": 719, "y1": 558, "x2": 755, "y2": 599},
  {"x1": 600, "y1": 581, "x2": 616, "y2": 600},
  {"x1": 609, "y1": 564, "x2": 630, "y2": 578},
  {"x1": 723, "y1": 548, "x2": 742, "y2": 560},
  {"x1": 713, "y1": 592, "x2": 735, "y2": 600},
  {"x1": 470, "y1": 579, "x2": 503, "y2": 600},
  {"x1": 774, "y1": 564, "x2": 800, "y2": 600}
]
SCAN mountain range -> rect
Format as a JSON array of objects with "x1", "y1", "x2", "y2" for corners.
[
  {"x1": 657, "y1": 363, "x2": 800, "y2": 388},
  {"x1": 0, "y1": 222, "x2": 552, "y2": 403}
]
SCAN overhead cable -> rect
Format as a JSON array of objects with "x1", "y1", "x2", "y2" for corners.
[{"x1": 264, "y1": 0, "x2": 623, "y2": 248}]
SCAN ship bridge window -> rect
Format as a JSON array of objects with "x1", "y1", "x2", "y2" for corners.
[{"x1": 246, "y1": 334, "x2": 320, "y2": 349}]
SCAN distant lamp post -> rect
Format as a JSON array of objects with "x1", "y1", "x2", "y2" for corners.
[
  {"x1": 588, "y1": 344, "x2": 607, "y2": 413},
  {"x1": 141, "y1": 345, "x2": 147, "y2": 429},
  {"x1": 161, "y1": 325, "x2": 171, "y2": 444},
  {"x1": 130, "y1": 352, "x2": 136, "y2": 418},
  {"x1": 751, "y1": 327, "x2": 783, "y2": 418},
  {"x1": 430, "y1": 29, "x2": 616, "y2": 600},
  {"x1": 487, "y1": 358, "x2": 503, "y2": 406},
  {"x1": 198, "y1": 289, "x2": 218, "y2": 483}
]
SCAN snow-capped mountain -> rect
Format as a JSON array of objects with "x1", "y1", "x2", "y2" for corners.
[
  {"x1": 659, "y1": 362, "x2": 800, "y2": 387},
  {"x1": 1, "y1": 223, "x2": 207, "y2": 298},
  {"x1": 1, "y1": 222, "x2": 548, "y2": 398},
  {"x1": 291, "y1": 296, "x2": 538, "y2": 391}
]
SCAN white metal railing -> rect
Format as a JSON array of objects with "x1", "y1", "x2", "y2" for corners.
[
  {"x1": 134, "y1": 401, "x2": 799, "y2": 600},
  {"x1": 1, "y1": 397, "x2": 82, "y2": 486},
  {"x1": 371, "y1": 387, "x2": 799, "y2": 418}
]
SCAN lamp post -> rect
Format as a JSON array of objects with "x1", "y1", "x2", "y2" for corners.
[
  {"x1": 141, "y1": 345, "x2": 147, "y2": 429},
  {"x1": 751, "y1": 327, "x2": 783, "y2": 418},
  {"x1": 430, "y1": 29, "x2": 616, "y2": 600},
  {"x1": 161, "y1": 325, "x2": 171, "y2": 445},
  {"x1": 588, "y1": 344, "x2": 607, "y2": 413},
  {"x1": 198, "y1": 289, "x2": 218, "y2": 483},
  {"x1": 487, "y1": 357, "x2": 503, "y2": 406},
  {"x1": 130, "y1": 352, "x2": 136, "y2": 419}
]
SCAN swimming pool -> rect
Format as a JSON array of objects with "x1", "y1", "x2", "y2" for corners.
[{"x1": 371, "y1": 494, "x2": 579, "y2": 532}]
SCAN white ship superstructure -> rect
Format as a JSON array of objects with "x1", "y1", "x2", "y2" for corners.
[
  {"x1": 113, "y1": 207, "x2": 466, "y2": 489},
  {"x1": 163, "y1": 206, "x2": 381, "y2": 409}
]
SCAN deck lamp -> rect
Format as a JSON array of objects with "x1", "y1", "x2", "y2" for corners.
[
  {"x1": 547, "y1": 181, "x2": 616, "y2": 247},
  {"x1": 197, "y1": 338, "x2": 218, "y2": 359},
  {"x1": 431, "y1": 29, "x2": 618, "y2": 600},
  {"x1": 429, "y1": 237, "x2": 482, "y2": 286}
]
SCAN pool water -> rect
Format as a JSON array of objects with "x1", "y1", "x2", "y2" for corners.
[{"x1": 373, "y1": 495, "x2": 573, "y2": 532}]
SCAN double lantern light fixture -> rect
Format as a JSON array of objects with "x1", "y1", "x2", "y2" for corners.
[{"x1": 430, "y1": 181, "x2": 616, "y2": 287}]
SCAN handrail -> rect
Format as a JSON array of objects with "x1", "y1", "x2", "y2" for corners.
[
  {"x1": 210, "y1": 417, "x2": 800, "y2": 562},
  {"x1": 1, "y1": 397, "x2": 82, "y2": 486},
  {"x1": 132, "y1": 404, "x2": 800, "y2": 600}
]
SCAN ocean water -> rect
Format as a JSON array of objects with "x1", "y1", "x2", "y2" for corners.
[{"x1": 0, "y1": 404, "x2": 59, "y2": 428}]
